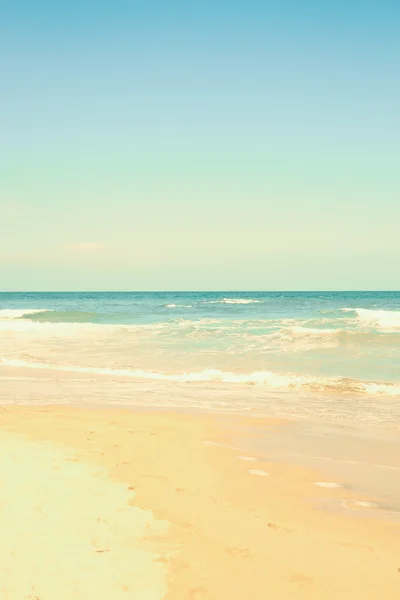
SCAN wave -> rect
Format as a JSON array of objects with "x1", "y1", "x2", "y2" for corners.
[
  {"x1": 203, "y1": 298, "x2": 261, "y2": 305},
  {"x1": 0, "y1": 317, "x2": 225, "y2": 335},
  {"x1": 281, "y1": 326, "x2": 400, "y2": 348},
  {"x1": 24, "y1": 310, "x2": 101, "y2": 323},
  {"x1": 343, "y1": 308, "x2": 400, "y2": 330},
  {"x1": 0, "y1": 309, "x2": 51, "y2": 319},
  {"x1": 165, "y1": 304, "x2": 193, "y2": 308},
  {"x1": 0, "y1": 308, "x2": 99, "y2": 324},
  {"x1": 1, "y1": 314, "x2": 399, "y2": 349},
  {"x1": 2, "y1": 358, "x2": 400, "y2": 396}
]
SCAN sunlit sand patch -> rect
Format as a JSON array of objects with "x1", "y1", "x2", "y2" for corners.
[
  {"x1": 203, "y1": 440, "x2": 240, "y2": 450},
  {"x1": 249, "y1": 469, "x2": 269, "y2": 477},
  {"x1": 314, "y1": 481, "x2": 343, "y2": 488},
  {"x1": 0, "y1": 431, "x2": 170, "y2": 600},
  {"x1": 352, "y1": 500, "x2": 378, "y2": 508}
]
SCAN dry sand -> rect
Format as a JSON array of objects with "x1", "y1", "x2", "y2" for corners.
[{"x1": 0, "y1": 406, "x2": 399, "y2": 599}]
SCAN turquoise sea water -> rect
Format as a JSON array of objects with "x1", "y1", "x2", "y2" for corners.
[{"x1": 1, "y1": 291, "x2": 399, "y2": 396}]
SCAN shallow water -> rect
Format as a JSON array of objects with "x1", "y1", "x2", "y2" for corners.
[
  {"x1": 232, "y1": 418, "x2": 400, "y2": 519},
  {"x1": 1, "y1": 291, "x2": 400, "y2": 427}
]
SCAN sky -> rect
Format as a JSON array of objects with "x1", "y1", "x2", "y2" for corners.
[{"x1": 1, "y1": 0, "x2": 399, "y2": 290}]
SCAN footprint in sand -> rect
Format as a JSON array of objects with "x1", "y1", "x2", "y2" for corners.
[
  {"x1": 226, "y1": 547, "x2": 251, "y2": 558},
  {"x1": 288, "y1": 573, "x2": 313, "y2": 585},
  {"x1": 268, "y1": 522, "x2": 293, "y2": 533}
]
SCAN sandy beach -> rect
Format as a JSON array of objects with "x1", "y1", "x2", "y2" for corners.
[
  {"x1": 3, "y1": 0, "x2": 399, "y2": 593},
  {"x1": 0, "y1": 405, "x2": 399, "y2": 599}
]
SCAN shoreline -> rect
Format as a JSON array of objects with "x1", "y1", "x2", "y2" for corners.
[
  {"x1": 2, "y1": 364, "x2": 400, "y2": 432},
  {"x1": 1, "y1": 405, "x2": 399, "y2": 599},
  {"x1": 2, "y1": 363, "x2": 400, "y2": 513}
]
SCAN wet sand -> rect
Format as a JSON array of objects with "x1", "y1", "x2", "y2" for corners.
[{"x1": 0, "y1": 405, "x2": 399, "y2": 599}]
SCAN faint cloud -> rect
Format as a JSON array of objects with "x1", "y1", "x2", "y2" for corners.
[
  {"x1": 0, "y1": 252, "x2": 34, "y2": 264},
  {"x1": 68, "y1": 242, "x2": 106, "y2": 253},
  {"x1": 0, "y1": 201, "x2": 29, "y2": 217}
]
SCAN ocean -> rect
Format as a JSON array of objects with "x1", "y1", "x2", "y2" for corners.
[{"x1": 1, "y1": 291, "x2": 400, "y2": 428}]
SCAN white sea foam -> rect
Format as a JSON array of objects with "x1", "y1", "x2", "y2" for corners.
[
  {"x1": 364, "y1": 382, "x2": 400, "y2": 396},
  {"x1": 0, "y1": 318, "x2": 170, "y2": 335},
  {"x1": 0, "y1": 309, "x2": 51, "y2": 319},
  {"x1": 343, "y1": 308, "x2": 400, "y2": 330},
  {"x1": 287, "y1": 326, "x2": 339, "y2": 337},
  {"x1": 280, "y1": 326, "x2": 358, "y2": 348},
  {"x1": 165, "y1": 304, "x2": 193, "y2": 308},
  {"x1": 2, "y1": 358, "x2": 400, "y2": 396},
  {"x1": 0, "y1": 320, "x2": 113, "y2": 335}
]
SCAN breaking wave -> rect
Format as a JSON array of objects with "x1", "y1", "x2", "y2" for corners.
[
  {"x1": 203, "y1": 298, "x2": 262, "y2": 305},
  {"x1": 2, "y1": 358, "x2": 400, "y2": 396},
  {"x1": 1, "y1": 313, "x2": 399, "y2": 348},
  {"x1": 165, "y1": 304, "x2": 193, "y2": 308},
  {"x1": 343, "y1": 308, "x2": 400, "y2": 330},
  {"x1": 23, "y1": 310, "x2": 102, "y2": 323}
]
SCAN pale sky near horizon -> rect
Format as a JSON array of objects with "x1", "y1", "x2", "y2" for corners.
[{"x1": 1, "y1": 1, "x2": 399, "y2": 290}]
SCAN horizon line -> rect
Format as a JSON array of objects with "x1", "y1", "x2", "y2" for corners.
[{"x1": 1, "y1": 290, "x2": 399, "y2": 294}]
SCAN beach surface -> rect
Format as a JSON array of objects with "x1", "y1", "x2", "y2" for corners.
[{"x1": 0, "y1": 406, "x2": 399, "y2": 599}]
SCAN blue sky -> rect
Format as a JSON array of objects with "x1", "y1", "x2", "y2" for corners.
[{"x1": 1, "y1": 1, "x2": 399, "y2": 290}]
